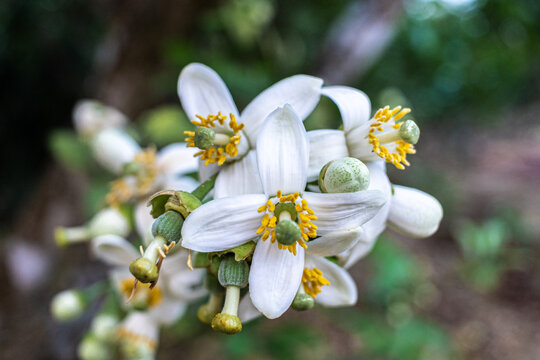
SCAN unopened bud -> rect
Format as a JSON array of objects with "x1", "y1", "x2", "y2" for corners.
[
  {"x1": 78, "y1": 334, "x2": 112, "y2": 360},
  {"x1": 319, "y1": 157, "x2": 370, "y2": 193},
  {"x1": 51, "y1": 290, "x2": 87, "y2": 322}
]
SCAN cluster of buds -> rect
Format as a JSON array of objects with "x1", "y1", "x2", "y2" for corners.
[{"x1": 52, "y1": 62, "x2": 442, "y2": 358}]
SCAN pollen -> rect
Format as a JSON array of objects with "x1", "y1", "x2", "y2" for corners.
[
  {"x1": 106, "y1": 147, "x2": 158, "y2": 207},
  {"x1": 184, "y1": 112, "x2": 244, "y2": 166},
  {"x1": 302, "y1": 267, "x2": 330, "y2": 298},
  {"x1": 120, "y1": 278, "x2": 162, "y2": 308},
  {"x1": 257, "y1": 191, "x2": 317, "y2": 255},
  {"x1": 368, "y1": 106, "x2": 416, "y2": 170}
]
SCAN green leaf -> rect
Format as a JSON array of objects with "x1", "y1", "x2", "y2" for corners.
[{"x1": 48, "y1": 130, "x2": 91, "y2": 171}]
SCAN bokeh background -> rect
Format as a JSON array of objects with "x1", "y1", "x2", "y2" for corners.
[{"x1": 1, "y1": 0, "x2": 540, "y2": 359}]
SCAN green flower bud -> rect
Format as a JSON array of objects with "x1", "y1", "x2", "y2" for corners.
[
  {"x1": 51, "y1": 290, "x2": 87, "y2": 322},
  {"x1": 319, "y1": 157, "x2": 370, "y2": 193},
  {"x1": 78, "y1": 334, "x2": 112, "y2": 360},
  {"x1": 90, "y1": 313, "x2": 119, "y2": 342},
  {"x1": 292, "y1": 293, "x2": 314, "y2": 311},
  {"x1": 194, "y1": 126, "x2": 215, "y2": 150},
  {"x1": 399, "y1": 120, "x2": 420, "y2": 144},
  {"x1": 129, "y1": 258, "x2": 158, "y2": 283},
  {"x1": 275, "y1": 219, "x2": 301, "y2": 246},
  {"x1": 151, "y1": 210, "x2": 184, "y2": 243},
  {"x1": 218, "y1": 256, "x2": 249, "y2": 288},
  {"x1": 211, "y1": 313, "x2": 242, "y2": 334}
]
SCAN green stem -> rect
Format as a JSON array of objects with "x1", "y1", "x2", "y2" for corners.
[{"x1": 191, "y1": 173, "x2": 218, "y2": 201}]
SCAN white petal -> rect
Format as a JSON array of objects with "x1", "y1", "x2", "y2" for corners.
[
  {"x1": 238, "y1": 294, "x2": 263, "y2": 323},
  {"x1": 156, "y1": 143, "x2": 198, "y2": 177},
  {"x1": 91, "y1": 235, "x2": 139, "y2": 266},
  {"x1": 241, "y1": 75, "x2": 323, "y2": 143},
  {"x1": 322, "y1": 86, "x2": 371, "y2": 132},
  {"x1": 73, "y1": 100, "x2": 128, "y2": 136},
  {"x1": 119, "y1": 312, "x2": 159, "y2": 343},
  {"x1": 249, "y1": 240, "x2": 304, "y2": 319},
  {"x1": 256, "y1": 105, "x2": 309, "y2": 196},
  {"x1": 181, "y1": 194, "x2": 267, "y2": 252},
  {"x1": 162, "y1": 252, "x2": 206, "y2": 301},
  {"x1": 307, "y1": 129, "x2": 349, "y2": 182},
  {"x1": 91, "y1": 129, "x2": 141, "y2": 174},
  {"x1": 149, "y1": 298, "x2": 187, "y2": 325},
  {"x1": 214, "y1": 151, "x2": 263, "y2": 198},
  {"x1": 302, "y1": 190, "x2": 386, "y2": 234},
  {"x1": 198, "y1": 160, "x2": 219, "y2": 182},
  {"x1": 305, "y1": 255, "x2": 357, "y2": 307},
  {"x1": 388, "y1": 185, "x2": 443, "y2": 238},
  {"x1": 306, "y1": 227, "x2": 363, "y2": 257},
  {"x1": 135, "y1": 201, "x2": 154, "y2": 245},
  {"x1": 177, "y1": 63, "x2": 239, "y2": 121},
  {"x1": 342, "y1": 161, "x2": 392, "y2": 267}
]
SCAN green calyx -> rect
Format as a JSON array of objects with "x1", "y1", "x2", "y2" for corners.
[
  {"x1": 398, "y1": 120, "x2": 420, "y2": 144},
  {"x1": 148, "y1": 190, "x2": 202, "y2": 219},
  {"x1": 129, "y1": 258, "x2": 158, "y2": 283},
  {"x1": 218, "y1": 256, "x2": 249, "y2": 288},
  {"x1": 319, "y1": 157, "x2": 370, "y2": 193},
  {"x1": 151, "y1": 210, "x2": 184, "y2": 243},
  {"x1": 275, "y1": 219, "x2": 301, "y2": 246},
  {"x1": 274, "y1": 202, "x2": 297, "y2": 222},
  {"x1": 211, "y1": 313, "x2": 242, "y2": 334},
  {"x1": 194, "y1": 126, "x2": 215, "y2": 150},
  {"x1": 292, "y1": 293, "x2": 314, "y2": 311}
]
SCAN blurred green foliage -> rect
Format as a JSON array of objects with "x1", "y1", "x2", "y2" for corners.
[{"x1": 363, "y1": 0, "x2": 540, "y2": 123}]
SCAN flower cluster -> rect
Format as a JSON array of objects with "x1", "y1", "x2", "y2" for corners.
[{"x1": 52, "y1": 63, "x2": 443, "y2": 359}]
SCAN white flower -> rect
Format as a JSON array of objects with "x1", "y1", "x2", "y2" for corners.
[
  {"x1": 178, "y1": 62, "x2": 323, "y2": 198},
  {"x1": 55, "y1": 207, "x2": 131, "y2": 246},
  {"x1": 238, "y1": 230, "x2": 361, "y2": 323},
  {"x1": 73, "y1": 100, "x2": 128, "y2": 137},
  {"x1": 181, "y1": 105, "x2": 385, "y2": 318},
  {"x1": 308, "y1": 86, "x2": 442, "y2": 267},
  {"x1": 92, "y1": 129, "x2": 141, "y2": 175},
  {"x1": 91, "y1": 235, "x2": 205, "y2": 325},
  {"x1": 50, "y1": 289, "x2": 86, "y2": 322}
]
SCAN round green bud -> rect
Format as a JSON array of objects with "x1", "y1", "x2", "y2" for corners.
[
  {"x1": 274, "y1": 202, "x2": 297, "y2": 222},
  {"x1": 218, "y1": 256, "x2": 249, "y2": 288},
  {"x1": 194, "y1": 126, "x2": 215, "y2": 150},
  {"x1": 51, "y1": 290, "x2": 87, "y2": 322},
  {"x1": 91, "y1": 313, "x2": 119, "y2": 342},
  {"x1": 275, "y1": 219, "x2": 301, "y2": 246},
  {"x1": 398, "y1": 120, "x2": 420, "y2": 144},
  {"x1": 292, "y1": 293, "x2": 314, "y2": 311},
  {"x1": 319, "y1": 157, "x2": 370, "y2": 193},
  {"x1": 151, "y1": 210, "x2": 184, "y2": 243},
  {"x1": 211, "y1": 313, "x2": 242, "y2": 334},
  {"x1": 129, "y1": 258, "x2": 158, "y2": 283},
  {"x1": 78, "y1": 334, "x2": 112, "y2": 360}
]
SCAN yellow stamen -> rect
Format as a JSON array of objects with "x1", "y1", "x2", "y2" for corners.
[
  {"x1": 120, "y1": 278, "x2": 162, "y2": 307},
  {"x1": 257, "y1": 190, "x2": 317, "y2": 255},
  {"x1": 184, "y1": 112, "x2": 244, "y2": 166},
  {"x1": 302, "y1": 267, "x2": 330, "y2": 298},
  {"x1": 368, "y1": 106, "x2": 416, "y2": 170},
  {"x1": 106, "y1": 147, "x2": 158, "y2": 207}
]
